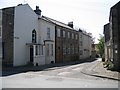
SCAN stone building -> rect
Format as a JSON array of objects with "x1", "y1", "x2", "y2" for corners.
[
  {"x1": 103, "y1": 23, "x2": 110, "y2": 62},
  {"x1": 43, "y1": 16, "x2": 79, "y2": 63},
  {"x1": 0, "y1": 10, "x2": 2, "y2": 61},
  {"x1": 1, "y1": 4, "x2": 93, "y2": 67},
  {"x1": 104, "y1": 1, "x2": 120, "y2": 71},
  {"x1": 79, "y1": 29, "x2": 92, "y2": 60}
]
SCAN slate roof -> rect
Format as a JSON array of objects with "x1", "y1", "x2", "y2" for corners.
[{"x1": 42, "y1": 16, "x2": 74, "y2": 30}]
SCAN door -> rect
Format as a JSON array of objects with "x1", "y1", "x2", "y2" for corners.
[{"x1": 30, "y1": 46, "x2": 33, "y2": 62}]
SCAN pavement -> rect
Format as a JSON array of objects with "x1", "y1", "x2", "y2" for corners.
[{"x1": 82, "y1": 58, "x2": 120, "y2": 81}]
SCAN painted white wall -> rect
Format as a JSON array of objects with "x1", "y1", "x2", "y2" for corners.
[
  {"x1": 39, "y1": 19, "x2": 55, "y2": 64},
  {"x1": 14, "y1": 4, "x2": 39, "y2": 66}
]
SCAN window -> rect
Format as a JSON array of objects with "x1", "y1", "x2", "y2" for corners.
[
  {"x1": 46, "y1": 44, "x2": 53, "y2": 56},
  {"x1": 76, "y1": 34, "x2": 78, "y2": 40},
  {"x1": 0, "y1": 26, "x2": 2, "y2": 38},
  {"x1": 32, "y1": 29, "x2": 37, "y2": 43},
  {"x1": 63, "y1": 31, "x2": 65, "y2": 38},
  {"x1": 68, "y1": 45, "x2": 70, "y2": 54},
  {"x1": 57, "y1": 28, "x2": 61, "y2": 37},
  {"x1": 50, "y1": 44, "x2": 53, "y2": 56},
  {"x1": 63, "y1": 45, "x2": 66, "y2": 54},
  {"x1": 47, "y1": 28, "x2": 50, "y2": 39},
  {"x1": 72, "y1": 33, "x2": 74, "y2": 39},
  {"x1": 35, "y1": 45, "x2": 43, "y2": 56},
  {"x1": 46, "y1": 44, "x2": 49, "y2": 56},
  {"x1": 80, "y1": 41, "x2": 83, "y2": 46},
  {"x1": 68, "y1": 32, "x2": 70, "y2": 38},
  {"x1": 75, "y1": 47, "x2": 78, "y2": 54},
  {"x1": 72, "y1": 45, "x2": 74, "y2": 54},
  {"x1": 35, "y1": 45, "x2": 38, "y2": 56},
  {"x1": 39, "y1": 45, "x2": 43, "y2": 55}
]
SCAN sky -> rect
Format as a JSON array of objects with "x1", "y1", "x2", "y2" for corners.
[{"x1": 0, "y1": 0, "x2": 119, "y2": 43}]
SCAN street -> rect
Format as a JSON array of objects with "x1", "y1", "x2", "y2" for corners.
[{"x1": 2, "y1": 58, "x2": 119, "y2": 88}]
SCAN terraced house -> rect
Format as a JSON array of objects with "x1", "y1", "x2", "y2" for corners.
[{"x1": 1, "y1": 4, "x2": 92, "y2": 67}]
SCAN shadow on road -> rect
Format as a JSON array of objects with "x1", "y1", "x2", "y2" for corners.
[{"x1": 2, "y1": 58, "x2": 98, "y2": 77}]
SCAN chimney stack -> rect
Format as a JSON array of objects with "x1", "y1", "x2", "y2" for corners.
[
  {"x1": 34, "y1": 6, "x2": 42, "y2": 18},
  {"x1": 68, "y1": 21, "x2": 73, "y2": 28}
]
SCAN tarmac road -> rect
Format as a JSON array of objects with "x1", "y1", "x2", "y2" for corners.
[{"x1": 1, "y1": 58, "x2": 119, "y2": 88}]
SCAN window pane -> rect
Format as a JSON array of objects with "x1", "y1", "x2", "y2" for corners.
[
  {"x1": 51, "y1": 44, "x2": 53, "y2": 56},
  {"x1": 68, "y1": 32, "x2": 70, "y2": 38},
  {"x1": 63, "y1": 31, "x2": 65, "y2": 37},
  {"x1": 35, "y1": 45, "x2": 38, "y2": 56},
  {"x1": 47, "y1": 28, "x2": 50, "y2": 39},
  {"x1": 72, "y1": 33, "x2": 74, "y2": 39},
  {"x1": 57, "y1": 28, "x2": 60, "y2": 37}
]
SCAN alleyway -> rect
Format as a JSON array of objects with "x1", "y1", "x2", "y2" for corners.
[{"x1": 1, "y1": 58, "x2": 119, "y2": 88}]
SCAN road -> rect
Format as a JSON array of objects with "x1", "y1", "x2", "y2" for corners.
[{"x1": 1, "y1": 58, "x2": 119, "y2": 88}]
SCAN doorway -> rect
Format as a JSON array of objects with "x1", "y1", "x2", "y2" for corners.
[{"x1": 30, "y1": 46, "x2": 33, "y2": 62}]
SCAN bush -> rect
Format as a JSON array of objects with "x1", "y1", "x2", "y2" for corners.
[{"x1": 107, "y1": 61, "x2": 114, "y2": 70}]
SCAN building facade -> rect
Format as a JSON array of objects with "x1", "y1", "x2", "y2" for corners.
[
  {"x1": 0, "y1": 9, "x2": 2, "y2": 61},
  {"x1": 1, "y1": 4, "x2": 56, "y2": 66},
  {"x1": 1, "y1": 4, "x2": 93, "y2": 67},
  {"x1": 104, "y1": 1, "x2": 120, "y2": 71},
  {"x1": 79, "y1": 30, "x2": 92, "y2": 60},
  {"x1": 42, "y1": 17, "x2": 79, "y2": 63},
  {"x1": 104, "y1": 23, "x2": 111, "y2": 62}
]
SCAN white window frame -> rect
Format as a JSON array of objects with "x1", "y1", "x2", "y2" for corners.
[{"x1": 47, "y1": 28, "x2": 50, "y2": 39}]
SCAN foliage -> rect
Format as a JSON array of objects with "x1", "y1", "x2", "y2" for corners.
[{"x1": 96, "y1": 34, "x2": 104, "y2": 57}]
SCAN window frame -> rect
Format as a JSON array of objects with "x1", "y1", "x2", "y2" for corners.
[
  {"x1": 47, "y1": 27, "x2": 50, "y2": 39},
  {"x1": 57, "y1": 28, "x2": 61, "y2": 37}
]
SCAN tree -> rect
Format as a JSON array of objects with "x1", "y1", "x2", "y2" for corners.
[{"x1": 96, "y1": 34, "x2": 104, "y2": 58}]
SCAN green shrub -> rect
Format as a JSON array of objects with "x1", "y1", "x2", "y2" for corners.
[{"x1": 107, "y1": 61, "x2": 114, "y2": 70}]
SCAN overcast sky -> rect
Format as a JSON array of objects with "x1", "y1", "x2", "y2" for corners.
[{"x1": 0, "y1": 0, "x2": 119, "y2": 43}]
